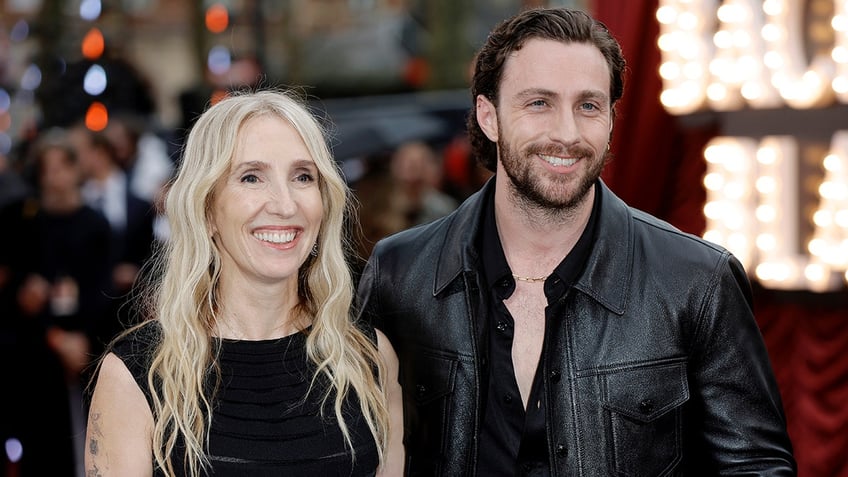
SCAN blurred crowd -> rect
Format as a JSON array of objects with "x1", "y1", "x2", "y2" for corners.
[
  {"x1": 0, "y1": 111, "x2": 171, "y2": 476},
  {"x1": 0, "y1": 81, "x2": 487, "y2": 476}
]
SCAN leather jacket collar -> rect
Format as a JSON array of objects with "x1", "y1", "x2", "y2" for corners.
[{"x1": 433, "y1": 177, "x2": 632, "y2": 315}]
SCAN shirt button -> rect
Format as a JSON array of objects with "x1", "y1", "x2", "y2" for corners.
[{"x1": 496, "y1": 321, "x2": 508, "y2": 332}]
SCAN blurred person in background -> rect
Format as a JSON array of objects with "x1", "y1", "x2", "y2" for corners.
[
  {"x1": 0, "y1": 128, "x2": 113, "y2": 477},
  {"x1": 84, "y1": 89, "x2": 403, "y2": 476},
  {"x1": 104, "y1": 112, "x2": 174, "y2": 203},
  {"x1": 104, "y1": 112, "x2": 175, "y2": 244},
  {"x1": 352, "y1": 142, "x2": 458, "y2": 260},
  {"x1": 350, "y1": 150, "x2": 407, "y2": 260},
  {"x1": 68, "y1": 123, "x2": 156, "y2": 338},
  {"x1": 389, "y1": 140, "x2": 458, "y2": 227},
  {"x1": 357, "y1": 7, "x2": 795, "y2": 475}
]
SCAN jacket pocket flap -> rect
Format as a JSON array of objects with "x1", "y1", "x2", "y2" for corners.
[
  {"x1": 410, "y1": 352, "x2": 457, "y2": 405},
  {"x1": 602, "y1": 361, "x2": 689, "y2": 423}
]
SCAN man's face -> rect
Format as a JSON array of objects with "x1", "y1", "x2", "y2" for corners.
[{"x1": 477, "y1": 38, "x2": 613, "y2": 211}]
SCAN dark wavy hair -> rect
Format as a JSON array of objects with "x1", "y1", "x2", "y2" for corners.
[{"x1": 466, "y1": 7, "x2": 627, "y2": 172}]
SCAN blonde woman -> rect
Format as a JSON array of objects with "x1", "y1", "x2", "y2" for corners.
[{"x1": 84, "y1": 90, "x2": 404, "y2": 476}]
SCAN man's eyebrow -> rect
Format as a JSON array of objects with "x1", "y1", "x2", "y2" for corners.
[
  {"x1": 515, "y1": 88, "x2": 559, "y2": 100},
  {"x1": 577, "y1": 89, "x2": 610, "y2": 103},
  {"x1": 513, "y1": 88, "x2": 609, "y2": 103}
]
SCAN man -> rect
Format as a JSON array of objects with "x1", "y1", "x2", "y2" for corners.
[
  {"x1": 356, "y1": 7, "x2": 796, "y2": 476},
  {"x1": 68, "y1": 124, "x2": 156, "y2": 346}
]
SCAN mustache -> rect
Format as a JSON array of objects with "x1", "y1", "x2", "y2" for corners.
[{"x1": 525, "y1": 143, "x2": 595, "y2": 159}]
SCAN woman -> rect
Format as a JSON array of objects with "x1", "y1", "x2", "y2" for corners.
[
  {"x1": 5, "y1": 129, "x2": 113, "y2": 476},
  {"x1": 84, "y1": 90, "x2": 404, "y2": 476}
]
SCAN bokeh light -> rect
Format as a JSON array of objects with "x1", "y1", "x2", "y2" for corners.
[
  {"x1": 85, "y1": 101, "x2": 109, "y2": 131},
  {"x1": 83, "y1": 64, "x2": 108, "y2": 96},
  {"x1": 82, "y1": 28, "x2": 105, "y2": 60},
  {"x1": 5, "y1": 437, "x2": 22, "y2": 463},
  {"x1": 10, "y1": 20, "x2": 29, "y2": 42},
  {"x1": 205, "y1": 4, "x2": 229, "y2": 33},
  {"x1": 207, "y1": 45, "x2": 232, "y2": 75},
  {"x1": 79, "y1": 0, "x2": 102, "y2": 21}
]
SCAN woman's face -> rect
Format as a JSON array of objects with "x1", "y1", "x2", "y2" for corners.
[{"x1": 210, "y1": 115, "x2": 323, "y2": 288}]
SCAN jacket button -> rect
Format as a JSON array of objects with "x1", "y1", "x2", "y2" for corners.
[
  {"x1": 416, "y1": 384, "x2": 427, "y2": 397},
  {"x1": 496, "y1": 321, "x2": 508, "y2": 332},
  {"x1": 555, "y1": 444, "x2": 566, "y2": 457},
  {"x1": 639, "y1": 399, "x2": 655, "y2": 414},
  {"x1": 549, "y1": 370, "x2": 561, "y2": 382}
]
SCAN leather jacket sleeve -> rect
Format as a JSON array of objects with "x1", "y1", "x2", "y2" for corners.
[{"x1": 683, "y1": 253, "x2": 796, "y2": 474}]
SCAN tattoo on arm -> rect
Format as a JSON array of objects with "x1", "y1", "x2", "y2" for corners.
[{"x1": 86, "y1": 411, "x2": 104, "y2": 476}]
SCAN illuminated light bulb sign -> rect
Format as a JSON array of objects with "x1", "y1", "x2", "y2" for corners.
[
  {"x1": 657, "y1": 0, "x2": 845, "y2": 112},
  {"x1": 658, "y1": 0, "x2": 848, "y2": 291}
]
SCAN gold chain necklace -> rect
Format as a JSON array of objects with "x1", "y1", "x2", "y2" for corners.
[{"x1": 512, "y1": 273, "x2": 549, "y2": 283}]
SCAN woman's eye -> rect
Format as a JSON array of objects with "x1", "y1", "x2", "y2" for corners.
[
  {"x1": 240, "y1": 173, "x2": 260, "y2": 184},
  {"x1": 295, "y1": 172, "x2": 316, "y2": 183}
]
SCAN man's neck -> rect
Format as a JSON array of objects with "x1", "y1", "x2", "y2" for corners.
[{"x1": 493, "y1": 178, "x2": 594, "y2": 276}]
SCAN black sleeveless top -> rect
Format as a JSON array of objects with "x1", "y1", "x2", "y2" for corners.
[{"x1": 110, "y1": 321, "x2": 379, "y2": 476}]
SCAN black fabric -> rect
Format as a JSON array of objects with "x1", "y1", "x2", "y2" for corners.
[
  {"x1": 477, "y1": 184, "x2": 599, "y2": 476},
  {"x1": 356, "y1": 178, "x2": 795, "y2": 475},
  {"x1": 110, "y1": 321, "x2": 379, "y2": 477}
]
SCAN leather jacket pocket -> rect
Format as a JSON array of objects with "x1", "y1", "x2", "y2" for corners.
[
  {"x1": 602, "y1": 359, "x2": 689, "y2": 477},
  {"x1": 405, "y1": 350, "x2": 457, "y2": 475}
]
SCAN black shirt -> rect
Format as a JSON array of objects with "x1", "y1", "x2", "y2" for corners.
[{"x1": 477, "y1": 183, "x2": 600, "y2": 476}]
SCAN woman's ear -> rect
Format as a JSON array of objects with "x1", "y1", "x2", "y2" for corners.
[
  {"x1": 208, "y1": 216, "x2": 218, "y2": 238},
  {"x1": 476, "y1": 95, "x2": 499, "y2": 142}
]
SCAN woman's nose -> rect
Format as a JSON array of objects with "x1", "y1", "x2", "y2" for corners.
[{"x1": 265, "y1": 183, "x2": 298, "y2": 216}]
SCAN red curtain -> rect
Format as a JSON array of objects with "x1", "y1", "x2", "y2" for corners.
[{"x1": 591, "y1": 1, "x2": 848, "y2": 476}]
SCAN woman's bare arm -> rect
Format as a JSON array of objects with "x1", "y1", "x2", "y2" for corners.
[
  {"x1": 85, "y1": 352, "x2": 154, "y2": 477},
  {"x1": 375, "y1": 329, "x2": 405, "y2": 477}
]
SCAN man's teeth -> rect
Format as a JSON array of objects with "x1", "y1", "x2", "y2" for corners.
[
  {"x1": 254, "y1": 231, "x2": 296, "y2": 244},
  {"x1": 540, "y1": 154, "x2": 577, "y2": 167}
]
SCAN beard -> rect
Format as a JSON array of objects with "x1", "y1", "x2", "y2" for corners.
[{"x1": 498, "y1": 134, "x2": 607, "y2": 214}]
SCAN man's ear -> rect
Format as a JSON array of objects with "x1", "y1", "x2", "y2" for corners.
[{"x1": 476, "y1": 95, "x2": 499, "y2": 142}]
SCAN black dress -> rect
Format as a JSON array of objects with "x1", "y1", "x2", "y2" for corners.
[{"x1": 110, "y1": 321, "x2": 380, "y2": 477}]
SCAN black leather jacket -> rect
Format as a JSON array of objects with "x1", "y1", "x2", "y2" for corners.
[{"x1": 357, "y1": 179, "x2": 796, "y2": 476}]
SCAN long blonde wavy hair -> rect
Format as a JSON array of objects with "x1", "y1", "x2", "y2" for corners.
[{"x1": 128, "y1": 89, "x2": 388, "y2": 476}]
